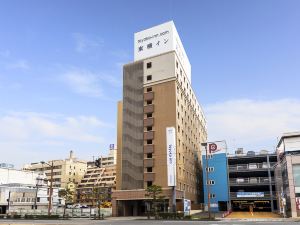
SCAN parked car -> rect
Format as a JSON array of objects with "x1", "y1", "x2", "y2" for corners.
[
  {"x1": 236, "y1": 178, "x2": 245, "y2": 183},
  {"x1": 249, "y1": 178, "x2": 258, "y2": 183},
  {"x1": 247, "y1": 151, "x2": 255, "y2": 156},
  {"x1": 248, "y1": 163, "x2": 257, "y2": 169}
]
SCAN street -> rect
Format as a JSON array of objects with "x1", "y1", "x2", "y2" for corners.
[{"x1": 0, "y1": 219, "x2": 298, "y2": 225}]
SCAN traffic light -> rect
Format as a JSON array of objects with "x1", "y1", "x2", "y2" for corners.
[
  {"x1": 95, "y1": 158, "x2": 101, "y2": 168},
  {"x1": 107, "y1": 187, "x2": 112, "y2": 201},
  {"x1": 108, "y1": 187, "x2": 112, "y2": 195}
]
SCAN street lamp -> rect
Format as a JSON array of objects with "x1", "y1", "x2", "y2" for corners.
[
  {"x1": 201, "y1": 142, "x2": 211, "y2": 220},
  {"x1": 41, "y1": 161, "x2": 54, "y2": 216}
]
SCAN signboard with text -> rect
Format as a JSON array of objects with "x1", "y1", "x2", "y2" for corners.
[
  {"x1": 166, "y1": 127, "x2": 176, "y2": 187},
  {"x1": 237, "y1": 192, "x2": 264, "y2": 198},
  {"x1": 201, "y1": 141, "x2": 227, "y2": 155},
  {"x1": 184, "y1": 199, "x2": 191, "y2": 216},
  {"x1": 134, "y1": 21, "x2": 191, "y2": 82}
]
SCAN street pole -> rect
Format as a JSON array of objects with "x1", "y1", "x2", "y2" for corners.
[
  {"x1": 33, "y1": 184, "x2": 38, "y2": 213},
  {"x1": 7, "y1": 191, "x2": 11, "y2": 215},
  {"x1": 205, "y1": 144, "x2": 211, "y2": 219},
  {"x1": 48, "y1": 161, "x2": 54, "y2": 216}
]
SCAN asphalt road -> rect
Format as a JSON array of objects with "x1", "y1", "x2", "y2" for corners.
[{"x1": 0, "y1": 219, "x2": 298, "y2": 225}]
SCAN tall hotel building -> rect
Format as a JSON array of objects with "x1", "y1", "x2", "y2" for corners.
[{"x1": 113, "y1": 21, "x2": 207, "y2": 216}]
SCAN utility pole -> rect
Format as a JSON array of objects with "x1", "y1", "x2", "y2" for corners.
[
  {"x1": 42, "y1": 160, "x2": 54, "y2": 217},
  {"x1": 205, "y1": 143, "x2": 211, "y2": 220},
  {"x1": 7, "y1": 191, "x2": 11, "y2": 215},
  {"x1": 48, "y1": 161, "x2": 54, "y2": 216}
]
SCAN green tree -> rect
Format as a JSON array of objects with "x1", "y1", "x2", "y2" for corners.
[
  {"x1": 59, "y1": 188, "x2": 74, "y2": 218},
  {"x1": 145, "y1": 185, "x2": 165, "y2": 219},
  {"x1": 93, "y1": 187, "x2": 109, "y2": 219}
]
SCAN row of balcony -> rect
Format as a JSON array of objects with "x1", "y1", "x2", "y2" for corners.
[
  {"x1": 229, "y1": 162, "x2": 276, "y2": 171},
  {"x1": 229, "y1": 177, "x2": 275, "y2": 185},
  {"x1": 144, "y1": 90, "x2": 155, "y2": 183}
]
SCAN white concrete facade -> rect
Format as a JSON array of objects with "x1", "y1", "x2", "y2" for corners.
[{"x1": 0, "y1": 168, "x2": 41, "y2": 186}]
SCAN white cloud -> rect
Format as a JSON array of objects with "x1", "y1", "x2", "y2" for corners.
[
  {"x1": 0, "y1": 111, "x2": 114, "y2": 167},
  {"x1": 7, "y1": 59, "x2": 30, "y2": 70},
  {"x1": 62, "y1": 70, "x2": 103, "y2": 97},
  {"x1": 0, "y1": 112, "x2": 108, "y2": 143},
  {"x1": 205, "y1": 98, "x2": 300, "y2": 152},
  {"x1": 62, "y1": 69, "x2": 121, "y2": 97},
  {"x1": 72, "y1": 33, "x2": 103, "y2": 53}
]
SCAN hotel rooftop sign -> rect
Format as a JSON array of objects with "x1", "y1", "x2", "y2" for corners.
[{"x1": 134, "y1": 21, "x2": 191, "y2": 82}]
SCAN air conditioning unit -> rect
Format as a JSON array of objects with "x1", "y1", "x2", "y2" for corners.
[
  {"x1": 260, "y1": 150, "x2": 268, "y2": 155},
  {"x1": 235, "y1": 148, "x2": 244, "y2": 155}
]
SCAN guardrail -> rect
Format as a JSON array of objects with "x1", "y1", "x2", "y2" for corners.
[
  {"x1": 229, "y1": 162, "x2": 276, "y2": 171},
  {"x1": 229, "y1": 177, "x2": 274, "y2": 185}
]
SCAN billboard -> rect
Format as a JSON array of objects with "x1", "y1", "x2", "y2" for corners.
[
  {"x1": 237, "y1": 192, "x2": 264, "y2": 198},
  {"x1": 166, "y1": 127, "x2": 176, "y2": 187},
  {"x1": 134, "y1": 21, "x2": 191, "y2": 82}
]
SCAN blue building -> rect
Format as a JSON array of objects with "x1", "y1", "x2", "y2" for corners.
[{"x1": 202, "y1": 142, "x2": 229, "y2": 212}]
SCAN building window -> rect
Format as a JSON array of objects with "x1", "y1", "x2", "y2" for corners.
[
  {"x1": 147, "y1": 167, "x2": 153, "y2": 172},
  {"x1": 176, "y1": 61, "x2": 178, "y2": 68},
  {"x1": 147, "y1": 140, "x2": 152, "y2": 145},
  {"x1": 146, "y1": 113, "x2": 152, "y2": 118},
  {"x1": 147, "y1": 87, "x2": 152, "y2": 92},
  {"x1": 146, "y1": 100, "x2": 152, "y2": 105},
  {"x1": 209, "y1": 194, "x2": 216, "y2": 198},
  {"x1": 147, "y1": 126, "x2": 152, "y2": 131},
  {"x1": 205, "y1": 167, "x2": 214, "y2": 172},
  {"x1": 147, "y1": 75, "x2": 152, "y2": 81},
  {"x1": 205, "y1": 155, "x2": 213, "y2": 159},
  {"x1": 207, "y1": 180, "x2": 215, "y2": 185},
  {"x1": 147, "y1": 62, "x2": 152, "y2": 69},
  {"x1": 147, "y1": 153, "x2": 153, "y2": 158},
  {"x1": 147, "y1": 181, "x2": 153, "y2": 187}
]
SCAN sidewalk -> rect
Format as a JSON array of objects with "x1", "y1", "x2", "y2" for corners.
[{"x1": 220, "y1": 211, "x2": 300, "y2": 222}]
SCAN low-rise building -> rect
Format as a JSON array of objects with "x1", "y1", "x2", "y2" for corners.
[
  {"x1": 0, "y1": 184, "x2": 60, "y2": 214},
  {"x1": 77, "y1": 148, "x2": 117, "y2": 206},
  {"x1": 202, "y1": 141, "x2": 229, "y2": 212},
  {"x1": 0, "y1": 168, "x2": 60, "y2": 214},
  {"x1": 23, "y1": 151, "x2": 87, "y2": 190},
  {"x1": 275, "y1": 132, "x2": 300, "y2": 217},
  {"x1": 0, "y1": 167, "x2": 40, "y2": 186},
  {"x1": 228, "y1": 148, "x2": 277, "y2": 212}
]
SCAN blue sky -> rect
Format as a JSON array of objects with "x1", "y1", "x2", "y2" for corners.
[{"x1": 0, "y1": 0, "x2": 299, "y2": 167}]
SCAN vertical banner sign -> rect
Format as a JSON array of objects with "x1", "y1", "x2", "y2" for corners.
[
  {"x1": 296, "y1": 197, "x2": 300, "y2": 210},
  {"x1": 166, "y1": 127, "x2": 176, "y2": 187},
  {"x1": 184, "y1": 199, "x2": 191, "y2": 216}
]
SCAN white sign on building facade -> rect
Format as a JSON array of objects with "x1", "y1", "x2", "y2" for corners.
[
  {"x1": 134, "y1": 21, "x2": 191, "y2": 82},
  {"x1": 201, "y1": 141, "x2": 227, "y2": 155},
  {"x1": 166, "y1": 127, "x2": 176, "y2": 187}
]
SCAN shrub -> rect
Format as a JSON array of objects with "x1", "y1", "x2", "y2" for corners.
[
  {"x1": 158, "y1": 212, "x2": 184, "y2": 220},
  {"x1": 184, "y1": 215, "x2": 192, "y2": 220},
  {"x1": 13, "y1": 215, "x2": 22, "y2": 219},
  {"x1": 25, "y1": 214, "x2": 35, "y2": 219}
]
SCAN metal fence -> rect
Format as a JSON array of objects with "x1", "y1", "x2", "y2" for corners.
[
  {"x1": 229, "y1": 177, "x2": 275, "y2": 185},
  {"x1": 229, "y1": 162, "x2": 276, "y2": 171},
  {"x1": 8, "y1": 207, "x2": 112, "y2": 217}
]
